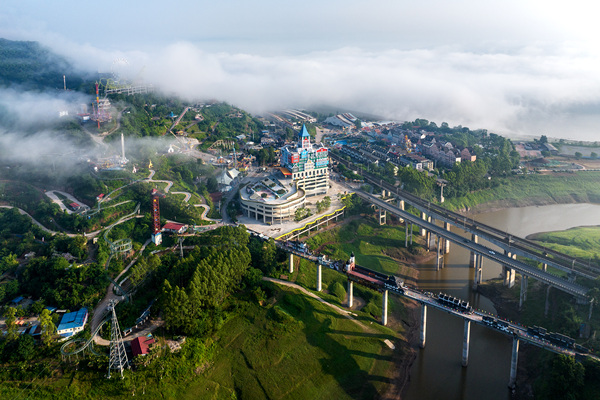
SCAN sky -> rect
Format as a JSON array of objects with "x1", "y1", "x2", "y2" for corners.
[{"x1": 2, "y1": 0, "x2": 600, "y2": 141}]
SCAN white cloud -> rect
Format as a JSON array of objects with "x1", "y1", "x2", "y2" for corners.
[{"x1": 130, "y1": 43, "x2": 600, "y2": 140}]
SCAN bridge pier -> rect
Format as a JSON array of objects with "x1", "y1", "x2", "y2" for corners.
[
  {"x1": 426, "y1": 231, "x2": 430, "y2": 251},
  {"x1": 379, "y1": 209, "x2": 386, "y2": 225},
  {"x1": 419, "y1": 304, "x2": 427, "y2": 348},
  {"x1": 542, "y1": 263, "x2": 547, "y2": 272},
  {"x1": 405, "y1": 223, "x2": 413, "y2": 247},
  {"x1": 397, "y1": 199, "x2": 404, "y2": 223},
  {"x1": 289, "y1": 253, "x2": 294, "y2": 274},
  {"x1": 519, "y1": 275, "x2": 527, "y2": 309},
  {"x1": 444, "y1": 222, "x2": 451, "y2": 254},
  {"x1": 382, "y1": 289, "x2": 388, "y2": 326},
  {"x1": 316, "y1": 264, "x2": 322, "y2": 292},
  {"x1": 503, "y1": 251, "x2": 516, "y2": 288},
  {"x1": 348, "y1": 280, "x2": 354, "y2": 308},
  {"x1": 503, "y1": 268, "x2": 516, "y2": 288},
  {"x1": 473, "y1": 254, "x2": 482, "y2": 289},
  {"x1": 508, "y1": 337, "x2": 520, "y2": 389},
  {"x1": 469, "y1": 234, "x2": 478, "y2": 267},
  {"x1": 545, "y1": 285, "x2": 551, "y2": 317},
  {"x1": 462, "y1": 319, "x2": 471, "y2": 367},
  {"x1": 436, "y1": 236, "x2": 444, "y2": 270},
  {"x1": 420, "y1": 212, "x2": 427, "y2": 236}
]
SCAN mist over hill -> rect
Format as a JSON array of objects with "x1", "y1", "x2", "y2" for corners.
[{"x1": 0, "y1": 38, "x2": 91, "y2": 91}]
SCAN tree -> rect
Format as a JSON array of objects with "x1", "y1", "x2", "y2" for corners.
[
  {"x1": 575, "y1": 152, "x2": 583, "y2": 159},
  {"x1": 0, "y1": 253, "x2": 18, "y2": 273},
  {"x1": 4, "y1": 307, "x2": 18, "y2": 341},
  {"x1": 39, "y1": 308, "x2": 56, "y2": 345},
  {"x1": 540, "y1": 135, "x2": 548, "y2": 144},
  {"x1": 591, "y1": 152, "x2": 598, "y2": 159},
  {"x1": 544, "y1": 355, "x2": 584, "y2": 400}
]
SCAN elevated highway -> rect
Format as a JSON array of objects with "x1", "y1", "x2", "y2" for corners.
[
  {"x1": 332, "y1": 153, "x2": 600, "y2": 281},
  {"x1": 355, "y1": 190, "x2": 589, "y2": 300}
]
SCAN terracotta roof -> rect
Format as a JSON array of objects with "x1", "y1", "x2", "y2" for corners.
[{"x1": 131, "y1": 336, "x2": 155, "y2": 357}]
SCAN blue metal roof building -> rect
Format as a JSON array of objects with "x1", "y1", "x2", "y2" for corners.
[{"x1": 56, "y1": 308, "x2": 88, "y2": 338}]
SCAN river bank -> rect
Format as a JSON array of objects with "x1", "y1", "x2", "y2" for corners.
[{"x1": 443, "y1": 170, "x2": 600, "y2": 215}]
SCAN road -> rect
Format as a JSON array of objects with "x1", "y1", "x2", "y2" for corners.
[
  {"x1": 356, "y1": 190, "x2": 589, "y2": 299},
  {"x1": 333, "y1": 153, "x2": 600, "y2": 280},
  {"x1": 91, "y1": 238, "x2": 152, "y2": 345},
  {"x1": 0, "y1": 205, "x2": 78, "y2": 237},
  {"x1": 44, "y1": 190, "x2": 90, "y2": 215}
]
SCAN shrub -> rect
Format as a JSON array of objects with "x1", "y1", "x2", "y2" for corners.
[{"x1": 330, "y1": 282, "x2": 346, "y2": 302}]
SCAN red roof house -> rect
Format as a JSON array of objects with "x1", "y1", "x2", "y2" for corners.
[
  {"x1": 131, "y1": 336, "x2": 155, "y2": 357},
  {"x1": 162, "y1": 222, "x2": 188, "y2": 234}
]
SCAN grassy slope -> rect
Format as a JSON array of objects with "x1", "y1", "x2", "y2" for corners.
[
  {"x1": 443, "y1": 172, "x2": 600, "y2": 211},
  {"x1": 306, "y1": 219, "x2": 417, "y2": 279},
  {"x1": 0, "y1": 283, "x2": 400, "y2": 400},
  {"x1": 528, "y1": 226, "x2": 600, "y2": 261},
  {"x1": 177, "y1": 283, "x2": 400, "y2": 400}
]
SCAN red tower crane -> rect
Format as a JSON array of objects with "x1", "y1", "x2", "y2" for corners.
[{"x1": 151, "y1": 189, "x2": 164, "y2": 245}]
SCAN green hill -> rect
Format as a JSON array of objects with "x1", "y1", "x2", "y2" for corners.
[{"x1": 0, "y1": 38, "x2": 88, "y2": 90}]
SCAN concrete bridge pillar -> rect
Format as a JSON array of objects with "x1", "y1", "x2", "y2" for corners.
[
  {"x1": 542, "y1": 263, "x2": 547, "y2": 272},
  {"x1": 397, "y1": 199, "x2": 405, "y2": 223},
  {"x1": 436, "y1": 236, "x2": 444, "y2": 270},
  {"x1": 379, "y1": 209, "x2": 386, "y2": 225},
  {"x1": 420, "y1": 212, "x2": 427, "y2": 236},
  {"x1": 508, "y1": 337, "x2": 520, "y2": 389},
  {"x1": 519, "y1": 274, "x2": 528, "y2": 309},
  {"x1": 473, "y1": 254, "x2": 483, "y2": 289},
  {"x1": 382, "y1": 289, "x2": 388, "y2": 326},
  {"x1": 420, "y1": 304, "x2": 427, "y2": 348},
  {"x1": 462, "y1": 319, "x2": 471, "y2": 367},
  {"x1": 405, "y1": 223, "x2": 413, "y2": 247},
  {"x1": 316, "y1": 264, "x2": 322, "y2": 292},
  {"x1": 444, "y1": 222, "x2": 451, "y2": 254},
  {"x1": 289, "y1": 253, "x2": 294, "y2": 274},
  {"x1": 348, "y1": 280, "x2": 354, "y2": 308},
  {"x1": 545, "y1": 285, "x2": 551, "y2": 317},
  {"x1": 469, "y1": 234, "x2": 478, "y2": 267},
  {"x1": 503, "y1": 251, "x2": 516, "y2": 288}
]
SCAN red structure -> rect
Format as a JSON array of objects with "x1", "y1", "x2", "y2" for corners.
[
  {"x1": 151, "y1": 189, "x2": 162, "y2": 245},
  {"x1": 131, "y1": 336, "x2": 155, "y2": 357}
]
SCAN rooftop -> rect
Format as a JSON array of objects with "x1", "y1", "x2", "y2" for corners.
[{"x1": 57, "y1": 308, "x2": 88, "y2": 334}]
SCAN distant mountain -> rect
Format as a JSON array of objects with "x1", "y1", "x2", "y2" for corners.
[{"x1": 0, "y1": 38, "x2": 90, "y2": 90}]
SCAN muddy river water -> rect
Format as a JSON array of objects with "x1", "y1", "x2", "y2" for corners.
[{"x1": 405, "y1": 203, "x2": 600, "y2": 400}]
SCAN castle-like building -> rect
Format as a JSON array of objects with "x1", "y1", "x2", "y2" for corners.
[
  {"x1": 238, "y1": 125, "x2": 329, "y2": 225},
  {"x1": 280, "y1": 124, "x2": 329, "y2": 196}
]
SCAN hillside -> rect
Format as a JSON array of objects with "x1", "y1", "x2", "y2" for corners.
[{"x1": 0, "y1": 38, "x2": 88, "y2": 90}]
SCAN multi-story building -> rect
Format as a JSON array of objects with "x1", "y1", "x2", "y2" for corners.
[{"x1": 280, "y1": 125, "x2": 329, "y2": 196}]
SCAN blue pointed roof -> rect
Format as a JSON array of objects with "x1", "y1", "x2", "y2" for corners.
[{"x1": 299, "y1": 124, "x2": 310, "y2": 139}]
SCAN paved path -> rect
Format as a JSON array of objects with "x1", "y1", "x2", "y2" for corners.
[
  {"x1": 263, "y1": 277, "x2": 354, "y2": 319},
  {"x1": 44, "y1": 190, "x2": 90, "y2": 215},
  {"x1": 0, "y1": 205, "x2": 78, "y2": 237},
  {"x1": 91, "y1": 238, "x2": 152, "y2": 345}
]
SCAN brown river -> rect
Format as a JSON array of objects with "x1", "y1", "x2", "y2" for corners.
[{"x1": 404, "y1": 203, "x2": 600, "y2": 400}]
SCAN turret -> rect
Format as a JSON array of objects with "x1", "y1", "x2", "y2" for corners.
[{"x1": 345, "y1": 252, "x2": 356, "y2": 271}]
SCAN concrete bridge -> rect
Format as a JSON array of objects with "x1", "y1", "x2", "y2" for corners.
[
  {"x1": 332, "y1": 153, "x2": 600, "y2": 282},
  {"x1": 278, "y1": 242, "x2": 596, "y2": 389},
  {"x1": 355, "y1": 190, "x2": 591, "y2": 311}
]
